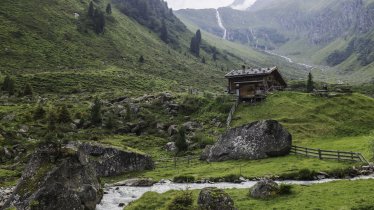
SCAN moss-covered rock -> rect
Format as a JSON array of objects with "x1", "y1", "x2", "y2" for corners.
[
  {"x1": 197, "y1": 187, "x2": 236, "y2": 210},
  {"x1": 3, "y1": 144, "x2": 103, "y2": 210}
]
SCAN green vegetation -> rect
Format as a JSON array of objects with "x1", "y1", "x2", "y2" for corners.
[{"x1": 127, "y1": 179, "x2": 374, "y2": 210}]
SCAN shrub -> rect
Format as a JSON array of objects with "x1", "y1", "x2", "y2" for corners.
[
  {"x1": 23, "y1": 83, "x2": 34, "y2": 97},
  {"x1": 223, "y1": 174, "x2": 241, "y2": 183},
  {"x1": 297, "y1": 168, "x2": 317, "y2": 180},
  {"x1": 180, "y1": 96, "x2": 206, "y2": 115},
  {"x1": 173, "y1": 175, "x2": 195, "y2": 183},
  {"x1": 167, "y1": 191, "x2": 193, "y2": 210},
  {"x1": 90, "y1": 97, "x2": 102, "y2": 126},
  {"x1": 352, "y1": 205, "x2": 374, "y2": 210},
  {"x1": 33, "y1": 104, "x2": 46, "y2": 120},
  {"x1": 278, "y1": 184, "x2": 293, "y2": 195}
]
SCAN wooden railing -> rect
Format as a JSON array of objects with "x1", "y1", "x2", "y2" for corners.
[
  {"x1": 226, "y1": 98, "x2": 239, "y2": 129},
  {"x1": 291, "y1": 145, "x2": 369, "y2": 164}
]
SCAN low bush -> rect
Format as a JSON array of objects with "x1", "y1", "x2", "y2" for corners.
[
  {"x1": 278, "y1": 184, "x2": 293, "y2": 195},
  {"x1": 167, "y1": 191, "x2": 194, "y2": 210},
  {"x1": 173, "y1": 175, "x2": 195, "y2": 183}
]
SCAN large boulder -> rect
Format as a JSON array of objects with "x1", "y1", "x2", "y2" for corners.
[
  {"x1": 201, "y1": 120, "x2": 292, "y2": 162},
  {"x1": 79, "y1": 143, "x2": 154, "y2": 177},
  {"x1": 3, "y1": 144, "x2": 103, "y2": 210},
  {"x1": 250, "y1": 179, "x2": 280, "y2": 199},
  {"x1": 198, "y1": 187, "x2": 236, "y2": 210}
]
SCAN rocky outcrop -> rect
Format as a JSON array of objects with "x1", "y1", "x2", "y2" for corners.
[
  {"x1": 79, "y1": 143, "x2": 154, "y2": 177},
  {"x1": 0, "y1": 187, "x2": 14, "y2": 209},
  {"x1": 201, "y1": 120, "x2": 292, "y2": 162},
  {"x1": 198, "y1": 187, "x2": 236, "y2": 210},
  {"x1": 250, "y1": 179, "x2": 280, "y2": 199},
  {"x1": 3, "y1": 144, "x2": 103, "y2": 210}
]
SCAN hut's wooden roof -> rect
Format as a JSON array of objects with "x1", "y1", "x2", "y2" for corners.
[{"x1": 225, "y1": 66, "x2": 277, "y2": 78}]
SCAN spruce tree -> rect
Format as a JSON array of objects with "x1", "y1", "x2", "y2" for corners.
[
  {"x1": 160, "y1": 21, "x2": 168, "y2": 43},
  {"x1": 201, "y1": 57, "x2": 206, "y2": 64},
  {"x1": 1, "y1": 76, "x2": 10, "y2": 91},
  {"x1": 23, "y1": 83, "x2": 34, "y2": 97},
  {"x1": 88, "y1": 1, "x2": 94, "y2": 17},
  {"x1": 106, "y1": 3, "x2": 112, "y2": 14},
  {"x1": 93, "y1": 9, "x2": 105, "y2": 34},
  {"x1": 58, "y1": 105, "x2": 72, "y2": 124},
  {"x1": 139, "y1": 55, "x2": 145, "y2": 63},
  {"x1": 195, "y1": 30, "x2": 202, "y2": 45},
  {"x1": 306, "y1": 72, "x2": 314, "y2": 93},
  {"x1": 175, "y1": 128, "x2": 188, "y2": 152},
  {"x1": 34, "y1": 104, "x2": 46, "y2": 120},
  {"x1": 48, "y1": 111, "x2": 58, "y2": 131},
  {"x1": 7, "y1": 78, "x2": 15, "y2": 96},
  {"x1": 90, "y1": 97, "x2": 102, "y2": 126}
]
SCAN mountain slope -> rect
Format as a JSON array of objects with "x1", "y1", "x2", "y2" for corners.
[
  {"x1": 0, "y1": 0, "x2": 250, "y2": 94},
  {"x1": 176, "y1": 0, "x2": 374, "y2": 84}
]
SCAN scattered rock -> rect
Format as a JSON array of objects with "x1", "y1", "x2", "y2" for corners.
[
  {"x1": 250, "y1": 179, "x2": 280, "y2": 199},
  {"x1": 164, "y1": 142, "x2": 177, "y2": 153},
  {"x1": 201, "y1": 120, "x2": 292, "y2": 162},
  {"x1": 198, "y1": 187, "x2": 236, "y2": 210},
  {"x1": 182, "y1": 121, "x2": 202, "y2": 132},
  {"x1": 167, "y1": 125, "x2": 178, "y2": 136},
  {"x1": 0, "y1": 187, "x2": 15, "y2": 209},
  {"x1": 79, "y1": 143, "x2": 154, "y2": 177},
  {"x1": 2, "y1": 114, "x2": 15, "y2": 122}
]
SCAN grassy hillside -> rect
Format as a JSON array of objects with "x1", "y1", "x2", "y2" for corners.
[
  {"x1": 233, "y1": 92, "x2": 374, "y2": 139},
  {"x1": 100, "y1": 92, "x2": 374, "y2": 183},
  {"x1": 0, "y1": 0, "x2": 249, "y2": 94}
]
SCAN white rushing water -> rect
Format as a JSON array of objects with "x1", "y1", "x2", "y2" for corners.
[
  {"x1": 97, "y1": 175, "x2": 374, "y2": 210},
  {"x1": 265, "y1": 50, "x2": 314, "y2": 69},
  {"x1": 216, "y1": 9, "x2": 227, "y2": 40}
]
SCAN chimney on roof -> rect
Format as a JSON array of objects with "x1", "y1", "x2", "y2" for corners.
[{"x1": 242, "y1": 65, "x2": 246, "y2": 70}]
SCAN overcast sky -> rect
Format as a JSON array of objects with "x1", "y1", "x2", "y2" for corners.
[{"x1": 164, "y1": 0, "x2": 238, "y2": 10}]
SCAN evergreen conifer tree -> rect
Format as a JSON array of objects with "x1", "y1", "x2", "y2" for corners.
[
  {"x1": 91, "y1": 97, "x2": 102, "y2": 125},
  {"x1": 139, "y1": 55, "x2": 145, "y2": 63},
  {"x1": 175, "y1": 128, "x2": 188, "y2": 152},
  {"x1": 306, "y1": 72, "x2": 314, "y2": 93},
  {"x1": 88, "y1": 1, "x2": 94, "y2": 17},
  {"x1": 23, "y1": 83, "x2": 34, "y2": 97},
  {"x1": 106, "y1": 3, "x2": 112, "y2": 14},
  {"x1": 48, "y1": 111, "x2": 58, "y2": 131},
  {"x1": 58, "y1": 105, "x2": 72, "y2": 124},
  {"x1": 160, "y1": 21, "x2": 168, "y2": 43},
  {"x1": 34, "y1": 104, "x2": 46, "y2": 120}
]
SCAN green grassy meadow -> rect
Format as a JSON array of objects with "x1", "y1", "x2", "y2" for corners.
[{"x1": 126, "y1": 179, "x2": 374, "y2": 210}]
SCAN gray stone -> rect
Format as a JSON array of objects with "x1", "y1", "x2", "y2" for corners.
[
  {"x1": 3, "y1": 145, "x2": 103, "y2": 210},
  {"x1": 201, "y1": 120, "x2": 292, "y2": 162},
  {"x1": 167, "y1": 125, "x2": 178, "y2": 136},
  {"x1": 182, "y1": 121, "x2": 202, "y2": 132},
  {"x1": 251, "y1": 179, "x2": 280, "y2": 199},
  {"x1": 164, "y1": 142, "x2": 177, "y2": 153},
  {"x1": 198, "y1": 187, "x2": 236, "y2": 210},
  {"x1": 79, "y1": 143, "x2": 154, "y2": 177}
]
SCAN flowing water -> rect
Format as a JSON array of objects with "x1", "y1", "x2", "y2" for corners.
[
  {"x1": 96, "y1": 175, "x2": 374, "y2": 210},
  {"x1": 216, "y1": 9, "x2": 227, "y2": 40}
]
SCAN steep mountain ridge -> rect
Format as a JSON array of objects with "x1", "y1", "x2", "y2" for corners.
[{"x1": 176, "y1": 0, "x2": 374, "y2": 84}]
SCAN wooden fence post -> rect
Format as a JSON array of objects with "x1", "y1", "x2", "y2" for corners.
[
  {"x1": 305, "y1": 147, "x2": 308, "y2": 157},
  {"x1": 318, "y1": 149, "x2": 322, "y2": 159},
  {"x1": 338, "y1": 151, "x2": 340, "y2": 161}
]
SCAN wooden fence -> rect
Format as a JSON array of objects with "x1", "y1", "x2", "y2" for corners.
[
  {"x1": 226, "y1": 98, "x2": 239, "y2": 129},
  {"x1": 291, "y1": 145, "x2": 369, "y2": 164}
]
